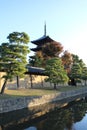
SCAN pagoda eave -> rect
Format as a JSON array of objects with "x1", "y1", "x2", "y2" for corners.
[
  {"x1": 29, "y1": 55, "x2": 35, "y2": 59},
  {"x1": 31, "y1": 47, "x2": 41, "y2": 52},
  {"x1": 31, "y1": 35, "x2": 54, "y2": 45}
]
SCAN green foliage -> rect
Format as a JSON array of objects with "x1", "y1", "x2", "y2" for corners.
[
  {"x1": 7, "y1": 32, "x2": 29, "y2": 44},
  {"x1": 81, "y1": 66, "x2": 87, "y2": 81},
  {"x1": 70, "y1": 63, "x2": 82, "y2": 82},
  {"x1": 29, "y1": 51, "x2": 44, "y2": 67},
  {"x1": 72, "y1": 54, "x2": 86, "y2": 67},
  {"x1": 0, "y1": 32, "x2": 30, "y2": 81},
  {"x1": 45, "y1": 58, "x2": 69, "y2": 85},
  {"x1": 68, "y1": 54, "x2": 87, "y2": 85}
]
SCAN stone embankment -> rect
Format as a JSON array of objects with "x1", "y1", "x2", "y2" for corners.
[{"x1": 0, "y1": 87, "x2": 87, "y2": 113}]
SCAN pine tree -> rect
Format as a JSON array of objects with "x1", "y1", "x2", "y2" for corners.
[
  {"x1": 45, "y1": 58, "x2": 69, "y2": 89},
  {"x1": 0, "y1": 32, "x2": 30, "y2": 94}
]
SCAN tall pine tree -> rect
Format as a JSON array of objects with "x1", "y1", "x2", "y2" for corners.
[
  {"x1": 45, "y1": 58, "x2": 69, "y2": 89},
  {"x1": 0, "y1": 32, "x2": 30, "y2": 94}
]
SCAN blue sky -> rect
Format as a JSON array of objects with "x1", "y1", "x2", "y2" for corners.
[{"x1": 1, "y1": 0, "x2": 87, "y2": 64}]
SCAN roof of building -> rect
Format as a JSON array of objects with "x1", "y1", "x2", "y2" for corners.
[
  {"x1": 31, "y1": 35, "x2": 54, "y2": 45},
  {"x1": 26, "y1": 66, "x2": 46, "y2": 75},
  {"x1": 31, "y1": 46, "x2": 42, "y2": 52}
]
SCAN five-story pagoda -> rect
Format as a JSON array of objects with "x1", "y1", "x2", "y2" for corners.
[
  {"x1": 30, "y1": 23, "x2": 63, "y2": 67},
  {"x1": 31, "y1": 23, "x2": 54, "y2": 52}
]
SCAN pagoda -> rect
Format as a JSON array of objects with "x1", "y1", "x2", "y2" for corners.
[
  {"x1": 30, "y1": 23, "x2": 63, "y2": 67},
  {"x1": 31, "y1": 23, "x2": 55, "y2": 52}
]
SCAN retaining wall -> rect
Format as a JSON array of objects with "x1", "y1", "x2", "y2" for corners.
[{"x1": 0, "y1": 87, "x2": 87, "y2": 113}]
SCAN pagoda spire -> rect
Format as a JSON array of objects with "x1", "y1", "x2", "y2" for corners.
[{"x1": 44, "y1": 22, "x2": 46, "y2": 36}]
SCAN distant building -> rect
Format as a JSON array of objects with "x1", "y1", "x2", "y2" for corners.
[
  {"x1": 30, "y1": 23, "x2": 63, "y2": 68},
  {"x1": 31, "y1": 23, "x2": 56, "y2": 53}
]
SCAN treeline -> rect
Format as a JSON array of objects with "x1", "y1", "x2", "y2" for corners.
[
  {"x1": 0, "y1": 31, "x2": 87, "y2": 93},
  {"x1": 29, "y1": 40, "x2": 87, "y2": 88}
]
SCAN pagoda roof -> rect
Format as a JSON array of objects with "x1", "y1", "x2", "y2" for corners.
[
  {"x1": 31, "y1": 46, "x2": 42, "y2": 52},
  {"x1": 31, "y1": 35, "x2": 54, "y2": 45}
]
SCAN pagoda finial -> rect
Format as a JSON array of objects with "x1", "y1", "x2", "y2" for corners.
[{"x1": 44, "y1": 21, "x2": 46, "y2": 36}]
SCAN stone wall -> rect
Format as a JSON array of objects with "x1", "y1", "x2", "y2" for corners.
[
  {"x1": 0, "y1": 72, "x2": 53, "y2": 90},
  {"x1": 0, "y1": 87, "x2": 87, "y2": 113}
]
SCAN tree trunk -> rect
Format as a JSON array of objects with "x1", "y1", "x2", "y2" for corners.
[
  {"x1": 17, "y1": 76, "x2": 20, "y2": 89},
  {"x1": 54, "y1": 83, "x2": 57, "y2": 89},
  {"x1": 0, "y1": 78, "x2": 8, "y2": 94},
  {"x1": 30, "y1": 74, "x2": 33, "y2": 88},
  {"x1": 85, "y1": 80, "x2": 86, "y2": 86},
  {"x1": 41, "y1": 76, "x2": 43, "y2": 87}
]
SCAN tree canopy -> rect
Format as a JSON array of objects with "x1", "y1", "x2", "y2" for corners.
[
  {"x1": 69, "y1": 63, "x2": 82, "y2": 85},
  {"x1": 45, "y1": 58, "x2": 69, "y2": 89},
  {"x1": 42, "y1": 41, "x2": 63, "y2": 58},
  {"x1": 61, "y1": 50, "x2": 73, "y2": 74},
  {"x1": 0, "y1": 32, "x2": 30, "y2": 94},
  {"x1": 29, "y1": 41, "x2": 63, "y2": 67}
]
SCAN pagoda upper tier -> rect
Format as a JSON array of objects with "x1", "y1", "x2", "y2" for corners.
[
  {"x1": 31, "y1": 35, "x2": 54, "y2": 45},
  {"x1": 31, "y1": 23, "x2": 58, "y2": 52},
  {"x1": 31, "y1": 35, "x2": 55, "y2": 52}
]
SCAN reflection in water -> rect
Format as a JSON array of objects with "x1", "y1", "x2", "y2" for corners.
[
  {"x1": 35, "y1": 100, "x2": 87, "y2": 130},
  {"x1": 75, "y1": 114, "x2": 87, "y2": 130},
  {"x1": 25, "y1": 126, "x2": 37, "y2": 130},
  {"x1": 0, "y1": 99, "x2": 87, "y2": 130}
]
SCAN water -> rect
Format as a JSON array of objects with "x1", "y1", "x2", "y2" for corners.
[{"x1": 0, "y1": 99, "x2": 87, "y2": 130}]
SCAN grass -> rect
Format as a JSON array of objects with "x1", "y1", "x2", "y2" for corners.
[
  {"x1": 58, "y1": 85, "x2": 83, "y2": 91},
  {"x1": 0, "y1": 85, "x2": 86, "y2": 99},
  {"x1": 4, "y1": 88, "x2": 58, "y2": 97}
]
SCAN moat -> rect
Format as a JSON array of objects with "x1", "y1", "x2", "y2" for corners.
[{"x1": 0, "y1": 99, "x2": 87, "y2": 130}]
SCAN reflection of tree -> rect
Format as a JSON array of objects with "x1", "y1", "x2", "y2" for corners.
[
  {"x1": 72, "y1": 100, "x2": 87, "y2": 122},
  {"x1": 41, "y1": 108, "x2": 73, "y2": 130},
  {"x1": 0, "y1": 100, "x2": 87, "y2": 130},
  {"x1": 37, "y1": 100, "x2": 87, "y2": 130}
]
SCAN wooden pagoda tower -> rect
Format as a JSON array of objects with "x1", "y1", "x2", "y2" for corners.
[
  {"x1": 31, "y1": 23, "x2": 55, "y2": 52},
  {"x1": 30, "y1": 23, "x2": 63, "y2": 67}
]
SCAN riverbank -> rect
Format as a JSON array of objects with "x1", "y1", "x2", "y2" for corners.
[
  {"x1": 0, "y1": 87, "x2": 87, "y2": 113},
  {"x1": 3, "y1": 85, "x2": 83, "y2": 98}
]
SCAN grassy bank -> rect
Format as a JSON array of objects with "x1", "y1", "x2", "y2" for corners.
[{"x1": 0, "y1": 85, "x2": 84, "y2": 99}]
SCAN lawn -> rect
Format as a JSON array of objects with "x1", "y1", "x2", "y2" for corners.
[{"x1": 0, "y1": 85, "x2": 83, "y2": 99}]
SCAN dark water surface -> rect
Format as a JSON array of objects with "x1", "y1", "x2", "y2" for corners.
[{"x1": 0, "y1": 100, "x2": 87, "y2": 130}]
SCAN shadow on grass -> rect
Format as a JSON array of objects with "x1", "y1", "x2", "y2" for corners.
[{"x1": 0, "y1": 85, "x2": 84, "y2": 99}]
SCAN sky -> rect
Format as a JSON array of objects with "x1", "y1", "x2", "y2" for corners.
[{"x1": 0, "y1": 0, "x2": 87, "y2": 64}]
